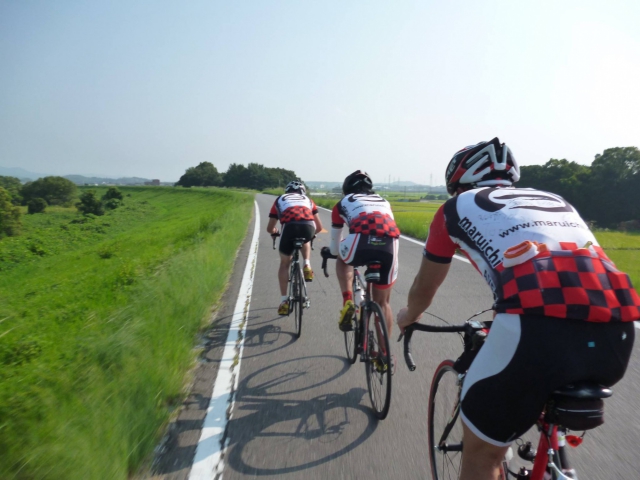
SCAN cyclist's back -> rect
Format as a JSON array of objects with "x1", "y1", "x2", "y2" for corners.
[
  {"x1": 329, "y1": 171, "x2": 400, "y2": 337},
  {"x1": 429, "y1": 185, "x2": 640, "y2": 322},
  {"x1": 398, "y1": 138, "x2": 638, "y2": 480}
]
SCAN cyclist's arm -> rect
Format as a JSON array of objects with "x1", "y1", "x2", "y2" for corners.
[
  {"x1": 398, "y1": 257, "x2": 451, "y2": 330},
  {"x1": 329, "y1": 203, "x2": 344, "y2": 256},
  {"x1": 266, "y1": 217, "x2": 279, "y2": 235},
  {"x1": 313, "y1": 213, "x2": 323, "y2": 233},
  {"x1": 329, "y1": 226, "x2": 342, "y2": 256},
  {"x1": 398, "y1": 204, "x2": 455, "y2": 330}
]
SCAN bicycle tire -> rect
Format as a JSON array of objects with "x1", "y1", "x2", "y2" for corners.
[
  {"x1": 364, "y1": 301, "x2": 391, "y2": 419},
  {"x1": 428, "y1": 360, "x2": 511, "y2": 480},
  {"x1": 343, "y1": 298, "x2": 359, "y2": 365},
  {"x1": 291, "y1": 265, "x2": 302, "y2": 338}
]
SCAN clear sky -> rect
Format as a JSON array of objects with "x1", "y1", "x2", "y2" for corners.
[{"x1": 1, "y1": 0, "x2": 639, "y2": 183}]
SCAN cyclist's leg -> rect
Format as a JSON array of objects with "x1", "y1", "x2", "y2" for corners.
[
  {"x1": 300, "y1": 225, "x2": 315, "y2": 280},
  {"x1": 336, "y1": 258, "x2": 354, "y2": 297},
  {"x1": 278, "y1": 253, "x2": 292, "y2": 296},
  {"x1": 460, "y1": 423, "x2": 509, "y2": 480},
  {"x1": 277, "y1": 224, "x2": 296, "y2": 297},
  {"x1": 371, "y1": 285, "x2": 393, "y2": 337}
]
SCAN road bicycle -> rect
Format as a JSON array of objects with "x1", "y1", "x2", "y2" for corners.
[
  {"x1": 272, "y1": 233, "x2": 313, "y2": 339},
  {"x1": 321, "y1": 247, "x2": 392, "y2": 419},
  {"x1": 400, "y1": 313, "x2": 609, "y2": 479}
]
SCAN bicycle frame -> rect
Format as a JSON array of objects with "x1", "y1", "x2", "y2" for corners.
[{"x1": 289, "y1": 244, "x2": 309, "y2": 309}]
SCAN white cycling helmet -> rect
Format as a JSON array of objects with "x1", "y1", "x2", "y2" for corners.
[
  {"x1": 445, "y1": 137, "x2": 520, "y2": 195},
  {"x1": 285, "y1": 181, "x2": 306, "y2": 195}
]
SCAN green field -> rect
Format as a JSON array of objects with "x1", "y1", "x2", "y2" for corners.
[
  {"x1": 311, "y1": 195, "x2": 640, "y2": 288},
  {"x1": 0, "y1": 187, "x2": 253, "y2": 479}
]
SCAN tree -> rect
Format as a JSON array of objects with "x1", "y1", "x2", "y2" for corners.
[
  {"x1": 518, "y1": 148, "x2": 640, "y2": 227},
  {"x1": 76, "y1": 191, "x2": 104, "y2": 216},
  {"x1": 0, "y1": 176, "x2": 23, "y2": 205},
  {"x1": 223, "y1": 163, "x2": 249, "y2": 188},
  {"x1": 27, "y1": 198, "x2": 47, "y2": 214},
  {"x1": 583, "y1": 147, "x2": 640, "y2": 226},
  {"x1": 21, "y1": 176, "x2": 77, "y2": 206},
  {"x1": 176, "y1": 162, "x2": 222, "y2": 187},
  {"x1": 102, "y1": 187, "x2": 123, "y2": 201},
  {"x1": 0, "y1": 187, "x2": 21, "y2": 238}
]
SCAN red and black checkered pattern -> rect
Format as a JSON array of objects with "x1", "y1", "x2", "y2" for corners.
[
  {"x1": 279, "y1": 205, "x2": 314, "y2": 223},
  {"x1": 496, "y1": 248, "x2": 640, "y2": 322},
  {"x1": 348, "y1": 212, "x2": 400, "y2": 238}
]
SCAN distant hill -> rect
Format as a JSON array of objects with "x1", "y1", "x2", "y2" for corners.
[
  {"x1": 0, "y1": 166, "x2": 48, "y2": 180},
  {"x1": 64, "y1": 175, "x2": 152, "y2": 185},
  {"x1": 0, "y1": 167, "x2": 155, "y2": 185}
]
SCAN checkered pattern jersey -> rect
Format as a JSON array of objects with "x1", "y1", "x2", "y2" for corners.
[
  {"x1": 278, "y1": 205, "x2": 314, "y2": 223},
  {"x1": 348, "y1": 212, "x2": 400, "y2": 238},
  {"x1": 496, "y1": 245, "x2": 640, "y2": 322}
]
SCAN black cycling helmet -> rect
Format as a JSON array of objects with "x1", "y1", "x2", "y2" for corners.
[
  {"x1": 342, "y1": 170, "x2": 374, "y2": 195},
  {"x1": 445, "y1": 137, "x2": 520, "y2": 196},
  {"x1": 285, "y1": 181, "x2": 306, "y2": 195}
]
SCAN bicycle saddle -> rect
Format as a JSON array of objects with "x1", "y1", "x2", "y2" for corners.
[{"x1": 551, "y1": 382, "x2": 613, "y2": 400}]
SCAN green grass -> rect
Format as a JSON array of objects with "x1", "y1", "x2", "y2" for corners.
[
  {"x1": 594, "y1": 230, "x2": 640, "y2": 288},
  {"x1": 262, "y1": 188, "x2": 285, "y2": 196},
  {"x1": 0, "y1": 187, "x2": 253, "y2": 479}
]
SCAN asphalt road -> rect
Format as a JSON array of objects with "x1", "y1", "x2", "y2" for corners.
[{"x1": 155, "y1": 193, "x2": 640, "y2": 479}]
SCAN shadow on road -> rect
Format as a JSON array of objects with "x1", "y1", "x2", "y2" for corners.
[{"x1": 224, "y1": 355, "x2": 378, "y2": 476}]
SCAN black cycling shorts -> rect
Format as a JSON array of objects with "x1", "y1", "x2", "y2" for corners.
[
  {"x1": 279, "y1": 223, "x2": 315, "y2": 256},
  {"x1": 338, "y1": 234, "x2": 399, "y2": 288},
  {"x1": 460, "y1": 313, "x2": 635, "y2": 446}
]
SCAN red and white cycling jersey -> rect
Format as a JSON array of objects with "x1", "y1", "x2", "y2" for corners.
[
  {"x1": 269, "y1": 193, "x2": 318, "y2": 225},
  {"x1": 425, "y1": 187, "x2": 640, "y2": 322},
  {"x1": 331, "y1": 193, "x2": 400, "y2": 238}
]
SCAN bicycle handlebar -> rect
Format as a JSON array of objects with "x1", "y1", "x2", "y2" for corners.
[
  {"x1": 320, "y1": 246, "x2": 338, "y2": 277},
  {"x1": 398, "y1": 322, "x2": 479, "y2": 372},
  {"x1": 271, "y1": 232, "x2": 280, "y2": 250}
]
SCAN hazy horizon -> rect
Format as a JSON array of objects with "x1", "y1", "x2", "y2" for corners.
[{"x1": 2, "y1": 1, "x2": 639, "y2": 184}]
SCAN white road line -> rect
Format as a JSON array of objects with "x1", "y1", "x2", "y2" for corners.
[
  {"x1": 317, "y1": 205, "x2": 470, "y2": 264},
  {"x1": 189, "y1": 201, "x2": 260, "y2": 480}
]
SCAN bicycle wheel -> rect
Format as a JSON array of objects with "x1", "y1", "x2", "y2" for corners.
[
  {"x1": 428, "y1": 360, "x2": 463, "y2": 480},
  {"x1": 343, "y1": 300, "x2": 359, "y2": 365},
  {"x1": 364, "y1": 301, "x2": 391, "y2": 419},
  {"x1": 292, "y1": 265, "x2": 302, "y2": 338}
]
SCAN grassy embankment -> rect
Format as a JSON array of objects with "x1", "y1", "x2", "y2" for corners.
[
  {"x1": 310, "y1": 195, "x2": 640, "y2": 287},
  {"x1": 0, "y1": 187, "x2": 253, "y2": 479}
]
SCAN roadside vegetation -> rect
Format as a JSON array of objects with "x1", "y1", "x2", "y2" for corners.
[
  {"x1": 176, "y1": 161, "x2": 302, "y2": 190},
  {"x1": 0, "y1": 187, "x2": 253, "y2": 479}
]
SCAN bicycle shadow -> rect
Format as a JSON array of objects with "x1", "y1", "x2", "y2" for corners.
[
  {"x1": 201, "y1": 310, "x2": 297, "y2": 362},
  {"x1": 224, "y1": 355, "x2": 378, "y2": 476}
]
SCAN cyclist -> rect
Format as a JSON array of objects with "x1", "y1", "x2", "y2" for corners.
[
  {"x1": 329, "y1": 170, "x2": 400, "y2": 339},
  {"x1": 397, "y1": 138, "x2": 639, "y2": 480},
  {"x1": 267, "y1": 181, "x2": 323, "y2": 316}
]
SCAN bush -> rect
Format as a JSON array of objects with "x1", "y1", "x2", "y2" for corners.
[
  {"x1": 103, "y1": 198, "x2": 122, "y2": 210},
  {"x1": 0, "y1": 176, "x2": 23, "y2": 205},
  {"x1": 76, "y1": 191, "x2": 104, "y2": 216},
  {"x1": 0, "y1": 187, "x2": 21, "y2": 238},
  {"x1": 21, "y1": 176, "x2": 77, "y2": 206},
  {"x1": 27, "y1": 198, "x2": 47, "y2": 214},
  {"x1": 102, "y1": 187, "x2": 123, "y2": 201}
]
